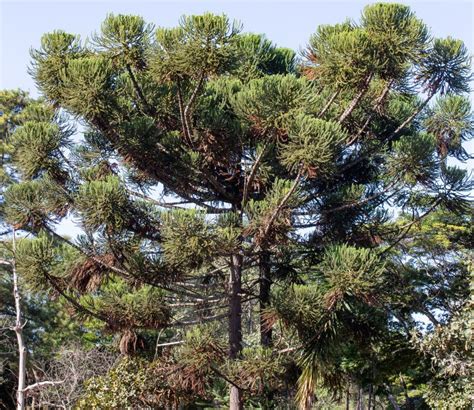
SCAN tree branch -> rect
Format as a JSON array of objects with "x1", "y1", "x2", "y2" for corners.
[
  {"x1": 126, "y1": 65, "x2": 155, "y2": 117},
  {"x1": 242, "y1": 142, "x2": 268, "y2": 209},
  {"x1": 338, "y1": 73, "x2": 373, "y2": 123},
  {"x1": 261, "y1": 168, "x2": 303, "y2": 241},
  {"x1": 318, "y1": 90, "x2": 339, "y2": 118},
  {"x1": 183, "y1": 71, "x2": 205, "y2": 139},
  {"x1": 22, "y1": 380, "x2": 65, "y2": 393}
]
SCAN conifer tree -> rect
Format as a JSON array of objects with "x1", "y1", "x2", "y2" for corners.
[{"x1": 2, "y1": 4, "x2": 472, "y2": 408}]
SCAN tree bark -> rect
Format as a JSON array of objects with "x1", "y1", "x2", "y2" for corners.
[
  {"x1": 367, "y1": 384, "x2": 373, "y2": 410},
  {"x1": 318, "y1": 90, "x2": 339, "y2": 118},
  {"x1": 345, "y1": 384, "x2": 351, "y2": 410},
  {"x1": 229, "y1": 253, "x2": 243, "y2": 409},
  {"x1": 338, "y1": 73, "x2": 373, "y2": 123},
  {"x1": 357, "y1": 385, "x2": 364, "y2": 410},
  {"x1": 259, "y1": 251, "x2": 272, "y2": 348},
  {"x1": 12, "y1": 229, "x2": 26, "y2": 410}
]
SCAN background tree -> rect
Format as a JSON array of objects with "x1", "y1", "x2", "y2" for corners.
[{"x1": 0, "y1": 91, "x2": 113, "y2": 409}]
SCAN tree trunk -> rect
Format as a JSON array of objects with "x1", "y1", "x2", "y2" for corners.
[
  {"x1": 400, "y1": 374, "x2": 414, "y2": 410},
  {"x1": 12, "y1": 229, "x2": 26, "y2": 410},
  {"x1": 259, "y1": 251, "x2": 272, "y2": 348},
  {"x1": 259, "y1": 251, "x2": 274, "y2": 407},
  {"x1": 367, "y1": 384, "x2": 373, "y2": 410},
  {"x1": 357, "y1": 385, "x2": 364, "y2": 410},
  {"x1": 390, "y1": 91, "x2": 435, "y2": 140},
  {"x1": 229, "y1": 253, "x2": 243, "y2": 410},
  {"x1": 345, "y1": 384, "x2": 350, "y2": 410}
]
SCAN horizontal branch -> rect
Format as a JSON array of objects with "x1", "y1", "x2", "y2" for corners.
[{"x1": 22, "y1": 379, "x2": 64, "y2": 393}]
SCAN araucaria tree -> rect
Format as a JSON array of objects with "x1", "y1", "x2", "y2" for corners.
[{"x1": 2, "y1": 3, "x2": 472, "y2": 408}]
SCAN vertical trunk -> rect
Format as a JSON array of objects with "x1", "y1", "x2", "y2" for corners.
[
  {"x1": 229, "y1": 253, "x2": 243, "y2": 410},
  {"x1": 259, "y1": 251, "x2": 274, "y2": 407},
  {"x1": 357, "y1": 386, "x2": 364, "y2": 410},
  {"x1": 12, "y1": 229, "x2": 26, "y2": 410},
  {"x1": 400, "y1": 374, "x2": 414, "y2": 410},
  {"x1": 259, "y1": 251, "x2": 272, "y2": 348},
  {"x1": 351, "y1": 79, "x2": 394, "y2": 143},
  {"x1": 345, "y1": 384, "x2": 351, "y2": 410},
  {"x1": 367, "y1": 384, "x2": 373, "y2": 410}
]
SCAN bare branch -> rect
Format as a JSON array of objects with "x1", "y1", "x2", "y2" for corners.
[
  {"x1": 318, "y1": 90, "x2": 339, "y2": 118},
  {"x1": 22, "y1": 380, "x2": 65, "y2": 393},
  {"x1": 338, "y1": 73, "x2": 373, "y2": 123}
]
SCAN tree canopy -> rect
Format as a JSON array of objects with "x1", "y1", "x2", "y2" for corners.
[{"x1": 0, "y1": 3, "x2": 472, "y2": 409}]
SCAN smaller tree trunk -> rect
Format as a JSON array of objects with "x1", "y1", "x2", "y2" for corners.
[
  {"x1": 12, "y1": 229, "x2": 26, "y2": 410},
  {"x1": 259, "y1": 251, "x2": 272, "y2": 347},
  {"x1": 338, "y1": 73, "x2": 373, "y2": 123},
  {"x1": 228, "y1": 253, "x2": 243, "y2": 410},
  {"x1": 356, "y1": 385, "x2": 364, "y2": 410},
  {"x1": 345, "y1": 384, "x2": 351, "y2": 410},
  {"x1": 367, "y1": 384, "x2": 373, "y2": 410},
  {"x1": 318, "y1": 90, "x2": 339, "y2": 118}
]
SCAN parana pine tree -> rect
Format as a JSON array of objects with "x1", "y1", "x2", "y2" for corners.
[{"x1": 1, "y1": 3, "x2": 472, "y2": 408}]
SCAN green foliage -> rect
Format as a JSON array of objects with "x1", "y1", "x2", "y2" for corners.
[
  {"x1": 3, "y1": 178, "x2": 69, "y2": 230},
  {"x1": 245, "y1": 178, "x2": 302, "y2": 246},
  {"x1": 388, "y1": 132, "x2": 438, "y2": 185},
  {"x1": 78, "y1": 356, "x2": 150, "y2": 408},
  {"x1": 361, "y1": 3, "x2": 428, "y2": 79},
  {"x1": 417, "y1": 37, "x2": 472, "y2": 95},
  {"x1": 414, "y1": 304, "x2": 473, "y2": 409},
  {"x1": 275, "y1": 245, "x2": 384, "y2": 331},
  {"x1": 281, "y1": 115, "x2": 347, "y2": 175},
  {"x1": 234, "y1": 33, "x2": 296, "y2": 81},
  {"x1": 232, "y1": 74, "x2": 311, "y2": 132},
  {"x1": 2, "y1": 5, "x2": 472, "y2": 408},
  {"x1": 151, "y1": 13, "x2": 241, "y2": 81},
  {"x1": 75, "y1": 175, "x2": 129, "y2": 231},
  {"x1": 318, "y1": 244, "x2": 385, "y2": 306},
  {"x1": 161, "y1": 209, "x2": 218, "y2": 269},
  {"x1": 93, "y1": 14, "x2": 154, "y2": 68},
  {"x1": 425, "y1": 94, "x2": 474, "y2": 160},
  {"x1": 82, "y1": 280, "x2": 170, "y2": 331},
  {"x1": 59, "y1": 56, "x2": 115, "y2": 117},
  {"x1": 306, "y1": 21, "x2": 373, "y2": 87},
  {"x1": 0, "y1": 90, "x2": 29, "y2": 185},
  {"x1": 274, "y1": 245, "x2": 386, "y2": 405},
  {"x1": 196, "y1": 77, "x2": 244, "y2": 136},
  {"x1": 14, "y1": 231, "x2": 77, "y2": 290},
  {"x1": 12, "y1": 121, "x2": 69, "y2": 179},
  {"x1": 230, "y1": 346, "x2": 288, "y2": 401},
  {"x1": 30, "y1": 30, "x2": 84, "y2": 101}
]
